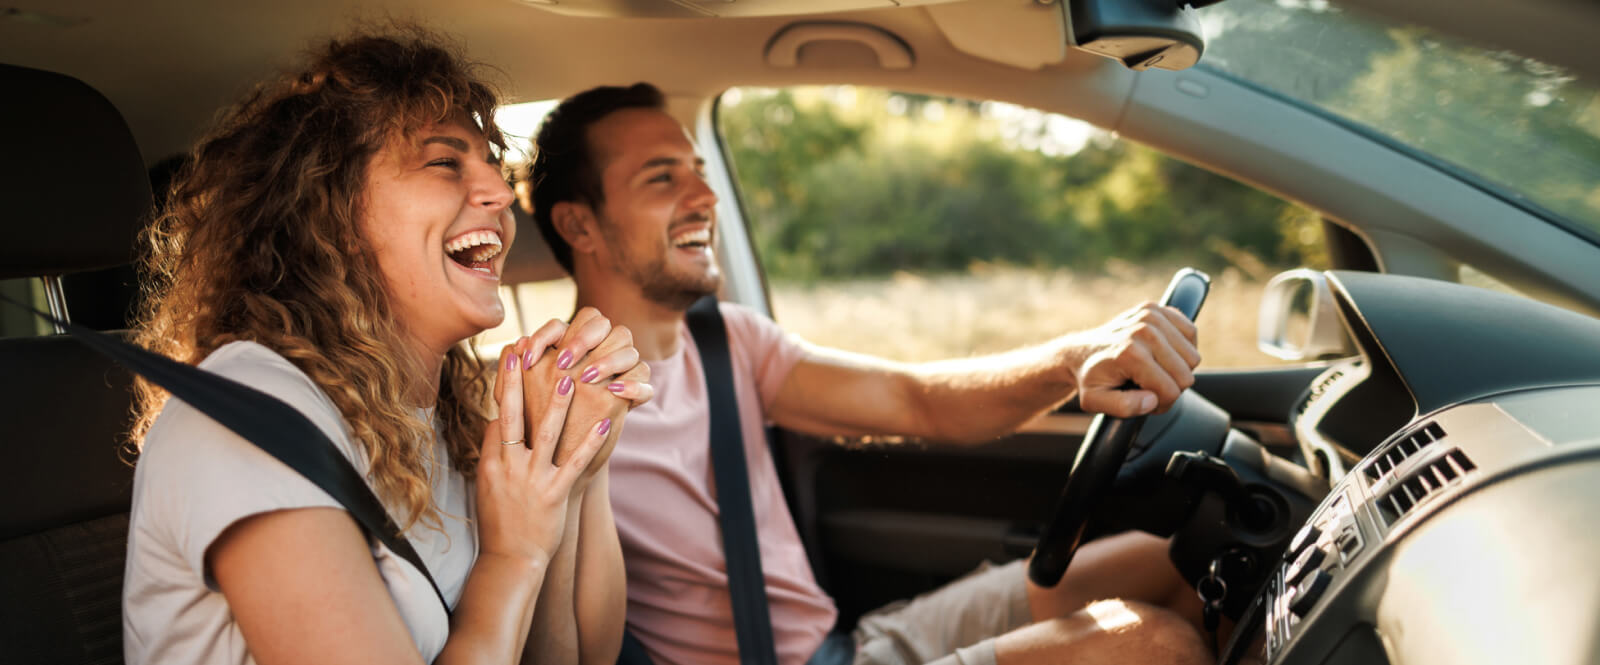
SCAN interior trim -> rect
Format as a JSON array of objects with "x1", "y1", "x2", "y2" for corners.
[
  {"x1": 765, "y1": 22, "x2": 914, "y2": 70},
  {"x1": 1017, "y1": 411, "x2": 1295, "y2": 449},
  {"x1": 1018, "y1": 412, "x2": 1096, "y2": 436}
]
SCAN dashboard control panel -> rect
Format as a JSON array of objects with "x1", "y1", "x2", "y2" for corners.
[
  {"x1": 1226, "y1": 387, "x2": 1600, "y2": 665},
  {"x1": 1264, "y1": 488, "x2": 1359, "y2": 656}
]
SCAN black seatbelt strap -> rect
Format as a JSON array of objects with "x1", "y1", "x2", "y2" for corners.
[
  {"x1": 0, "y1": 294, "x2": 451, "y2": 615},
  {"x1": 685, "y1": 296, "x2": 779, "y2": 665}
]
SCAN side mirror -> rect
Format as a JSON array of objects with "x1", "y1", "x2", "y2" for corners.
[
  {"x1": 1257, "y1": 269, "x2": 1353, "y2": 361},
  {"x1": 1068, "y1": 0, "x2": 1222, "y2": 71}
]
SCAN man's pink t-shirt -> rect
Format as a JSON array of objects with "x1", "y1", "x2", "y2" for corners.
[{"x1": 609, "y1": 302, "x2": 838, "y2": 665}]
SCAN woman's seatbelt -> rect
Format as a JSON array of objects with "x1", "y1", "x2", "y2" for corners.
[{"x1": 0, "y1": 294, "x2": 452, "y2": 616}]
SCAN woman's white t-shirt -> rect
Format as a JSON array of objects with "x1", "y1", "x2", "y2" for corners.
[{"x1": 122, "y1": 341, "x2": 477, "y2": 664}]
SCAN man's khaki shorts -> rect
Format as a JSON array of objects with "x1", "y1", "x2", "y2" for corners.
[{"x1": 851, "y1": 560, "x2": 1032, "y2": 665}]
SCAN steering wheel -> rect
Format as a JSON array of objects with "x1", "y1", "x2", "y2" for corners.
[{"x1": 1028, "y1": 268, "x2": 1211, "y2": 587}]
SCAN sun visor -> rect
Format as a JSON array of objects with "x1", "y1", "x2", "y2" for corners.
[
  {"x1": 926, "y1": 0, "x2": 1072, "y2": 70},
  {"x1": 0, "y1": 64, "x2": 150, "y2": 279}
]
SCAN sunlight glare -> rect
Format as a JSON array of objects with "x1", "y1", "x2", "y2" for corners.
[
  {"x1": 496, "y1": 99, "x2": 559, "y2": 165},
  {"x1": 1086, "y1": 599, "x2": 1142, "y2": 633}
]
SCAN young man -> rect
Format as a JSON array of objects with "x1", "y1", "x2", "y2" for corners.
[{"x1": 527, "y1": 83, "x2": 1211, "y2": 665}]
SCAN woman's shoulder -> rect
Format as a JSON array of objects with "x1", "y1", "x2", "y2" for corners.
[
  {"x1": 126, "y1": 342, "x2": 370, "y2": 611},
  {"x1": 198, "y1": 340, "x2": 320, "y2": 393},
  {"x1": 141, "y1": 340, "x2": 364, "y2": 470},
  {"x1": 199, "y1": 340, "x2": 347, "y2": 421}
]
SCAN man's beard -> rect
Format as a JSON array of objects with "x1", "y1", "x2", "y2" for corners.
[
  {"x1": 632, "y1": 252, "x2": 721, "y2": 311},
  {"x1": 600, "y1": 216, "x2": 722, "y2": 311}
]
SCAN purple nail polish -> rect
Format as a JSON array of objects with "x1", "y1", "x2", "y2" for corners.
[
  {"x1": 581, "y1": 366, "x2": 600, "y2": 384},
  {"x1": 557, "y1": 376, "x2": 573, "y2": 396},
  {"x1": 504, "y1": 352, "x2": 518, "y2": 372},
  {"x1": 523, "y1": 348, "x2": 536, "y2": 369},
  {"x1": 608, "y1": 382, "x2": 625, "y2": 393},
  {"x1": 597, "y1": 418, "x2": 612, "y2": 436},
  {"x1": 557, "y1": 349, "x2": 574, "y2": 370}
]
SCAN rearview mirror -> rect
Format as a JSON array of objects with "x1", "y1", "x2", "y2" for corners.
[
  {"x1": 1257, "y1": 269, "x2": 1353, "y2": 361},
  {"x1": 1068, "y1": 0, "x2": 1219, "y2": 71}
]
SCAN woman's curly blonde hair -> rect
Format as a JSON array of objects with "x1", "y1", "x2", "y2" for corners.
[{"x1": 132, "y1": 27, "x2": 504, "y2": 531}]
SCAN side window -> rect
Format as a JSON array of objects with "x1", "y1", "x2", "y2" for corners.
[
  {"x1": 716, "y1": 86, "x2": 1329, "y2": 367},
  {"x1": 0, "y1": 278, "x2": 52, "y2": 338}
]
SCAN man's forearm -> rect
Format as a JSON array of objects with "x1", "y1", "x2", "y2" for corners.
[
  {"x1": 775, "y1": 302, "x2": 1199, "y2": 444},
  {"x1": 898, "y1": 334, "x2": 1086, "y2": 444},
  {"x1": 573, "y1": 469, "x2": 626, "y2": 665},
  {"x1": 773, "y1": 336, "x2": 1087, "y2": 445},
  {"x1": 520, "y1": 495, "x2": 582, "y2": 664}
]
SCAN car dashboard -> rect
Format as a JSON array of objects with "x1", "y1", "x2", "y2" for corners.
[{"x1": 1222, "y1": 271, "x2": 1600, "y2": 665}]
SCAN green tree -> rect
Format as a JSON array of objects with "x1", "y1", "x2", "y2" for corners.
[
  {"x1": 719, "y1": 85, "x2": 1327, "y2": 282},
  {"x1": 1202, "y1": 0, "x2": 1600, "y2": 236}
]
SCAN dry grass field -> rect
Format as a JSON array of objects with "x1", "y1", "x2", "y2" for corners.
[
  {"x1": 490, "y1": 263, "x2": 1292, "y2": 369},
  {"x1": 766, "y1": 263, "x2": 1290, "y2": 368}
]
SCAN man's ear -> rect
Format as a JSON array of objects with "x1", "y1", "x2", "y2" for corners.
[{"x1": 551, "y1": 200, "x2": 600, "y2": 254}]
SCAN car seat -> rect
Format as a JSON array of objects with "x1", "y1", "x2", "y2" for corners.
[{"x1": 0, "y1": 63, "x2": 152, "y2": 665}]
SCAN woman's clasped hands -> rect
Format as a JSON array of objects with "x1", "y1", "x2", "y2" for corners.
[{"x1": 476, "y1": 307, "x2": 652, "y2": 567}]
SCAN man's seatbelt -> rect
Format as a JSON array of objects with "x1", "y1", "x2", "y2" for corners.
[
  {"x1": 685, "y1": 296, "x2": 779, "y2": 665},
  {"x1": 0, "y1": 294, "x2": 452, "y2": 616}
]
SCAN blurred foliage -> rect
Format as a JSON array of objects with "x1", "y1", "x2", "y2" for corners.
[
  {"x1": 1203, "y1": 0, "x2": 1600, "y2": 239},
  {"x1": 719, "y1": 86, "x2": 1326, "y2": 282}
]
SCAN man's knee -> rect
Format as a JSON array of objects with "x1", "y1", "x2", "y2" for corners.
[
  {"x1": 1085, "y1": 599, "x2": 1209, "y2": 662},
  {"x1": 995, "y1": 599, "x2": 1209, "y2": 664}
]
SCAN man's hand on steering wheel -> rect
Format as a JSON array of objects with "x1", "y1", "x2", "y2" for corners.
[
  {"x1": 1030, "y1": 269, "x2": 1211, "y2": 589},
  {"x1": 1071, "y1": 302, "x2": 1201, "y2": 418}
]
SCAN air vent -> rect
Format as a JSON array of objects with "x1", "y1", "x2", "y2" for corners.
[
  {"x1": 1376, "y1": 448, "x2": 1476, "y2": 526},
  {"x1": 1365, "y1": 421, "x2": 1446, "y2": 483}
]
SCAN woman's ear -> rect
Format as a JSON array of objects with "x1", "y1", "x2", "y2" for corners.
[{"x1": 551, "y1": 201, "x2": 598, "y2": 254}]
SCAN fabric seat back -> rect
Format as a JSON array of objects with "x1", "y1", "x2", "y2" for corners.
[
  {"x1": 0, "y1": 337, "x2": 138, "y2": 665},
  {"x1": 0, "y1": 62, "x2": 153, "y2": 665}
]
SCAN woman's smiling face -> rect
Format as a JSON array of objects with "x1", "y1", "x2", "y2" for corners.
[{"x1": 360, "y1": 116, "x2": 517, "y2": 357}]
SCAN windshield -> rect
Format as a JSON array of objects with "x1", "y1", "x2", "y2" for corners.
[{"x1": 1199, "y1": 0, "x2": 1600, "y2": 241}]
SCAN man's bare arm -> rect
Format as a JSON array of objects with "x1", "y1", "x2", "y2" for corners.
[
  {"x1": 520, "y1": 498, "x2": 580, "y2": 664},
  {"x1": 769, "y1": 303, "x2": 1199, "y2": 445},
  {"x1": 572, "y1": 468, "x2": 627, "y2": 665}
]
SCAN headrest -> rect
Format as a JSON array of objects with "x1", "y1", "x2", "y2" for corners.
[
  {"x1": 501, "y1": 202, "x2": 570, "y2": 285},
  {"x1": 0, "y1": 64, "x2": 151, "y2": 279}
]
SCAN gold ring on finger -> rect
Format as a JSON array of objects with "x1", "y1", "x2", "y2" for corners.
[{"x1": 500, "y1": 439, "x2": 525, "y2": 446}]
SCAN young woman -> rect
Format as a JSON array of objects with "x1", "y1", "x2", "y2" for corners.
[{"x1": 121, "y1": 29, "x2": 646, "y2": 664}]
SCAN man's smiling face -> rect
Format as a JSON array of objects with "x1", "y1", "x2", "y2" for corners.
[{"x1": 585, "y1": 108, "x2": 722, "y2": 310}]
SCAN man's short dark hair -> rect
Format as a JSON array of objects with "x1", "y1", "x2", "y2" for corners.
[{"x1": 529, "y1": 82, "x2": 667, "y2": 274}]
